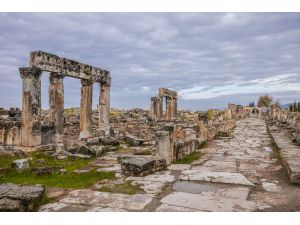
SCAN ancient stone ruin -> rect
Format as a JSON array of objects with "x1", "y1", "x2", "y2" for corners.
[
  {"x1": 1, "y1": 51, "x2": 300, "y2": 212},
  {"x1": 19, "y1": 51, "x2": 111, "y2": 147},
  {"x1": 150, "y1": 88, "x2": 178, "y2": 121}
]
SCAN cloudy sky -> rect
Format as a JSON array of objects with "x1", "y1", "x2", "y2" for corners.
[{"x1": 0, "y1": 13, "x2": 299, "y2": 110}]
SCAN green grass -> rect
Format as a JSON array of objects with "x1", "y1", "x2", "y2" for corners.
[
  {"x1": 0, "y1": 154, "x2": 20, "y2": 168},
  {"x1": 173, "y1": 152, "x2": 200, "y2": 164},
  {"x1": 29, "y1": 152, "x2": 94, "y2": 172},
  {"x1": 99, "y1": 182, "x2": 144, "y2": 195},
  {"x1": 0, "y1": 170, "x2": 115, "y2": 189},
  {"x1": 0, "y1": 151, "x2": 115, "y2": 189}
]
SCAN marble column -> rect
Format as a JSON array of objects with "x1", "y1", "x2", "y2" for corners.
[
  {"x1": 79, "y1": 79, "x2": 93, "y2": 140},
  {"x1": 99, "y1": 82, "x2": 110, "y2": 136},
  {"x1": 156, "y1": 97, "x2": 163, "y2": 119},
  {"x1": 150, "y1": 97, "x2": 157, "y2": 120},
  {"x1": 171, "y1": 98, "x2": 177, "y2": 120},
  {"x1": 19, "y1": 67, "x2": 42, "y2": 147},
  {"x1": 166, "y1": 97, "x2": 172, "y2": 120},
  {"x1": 49, "y1": 72, "x2": 64, "y2": 143}
]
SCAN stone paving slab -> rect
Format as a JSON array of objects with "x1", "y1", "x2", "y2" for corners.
[
  {"x1": 39, "y1": 202, "x2": 128, "y2": 212},
  {"x1": 41, "y1": 189, "x2": 153, "y2": 211},
  {"x1": 160, "y1": 190, "x2": 270, "y2": 212},
  {"x1": 270, "y1": 127, "x2": 300, "y2": 184},
  {"x1": 126, "y1": 171, "x2": 175, "y2": 195},
  {"x1": 167, "y1": 164, "x2": 191, "y2": 171},
  {"x1": 180, "y1": 170, "x2": 255, "y2": 186},
  {"x1": 155, "y1": 203, "x2": 200, "y2": 212}
]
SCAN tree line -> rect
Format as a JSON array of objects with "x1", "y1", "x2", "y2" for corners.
[{"x1": 289, "y1": 101, "x2": 300, "y2": 112}]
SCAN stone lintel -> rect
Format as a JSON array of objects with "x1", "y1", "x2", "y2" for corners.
[
  {"x1": 159, "y1": 88, "x2": 177, "y2": 99},
  {"x1": 29, "y1": 51, "x2": 111, "y2": 85}
]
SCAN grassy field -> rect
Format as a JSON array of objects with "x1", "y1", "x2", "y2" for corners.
[{"x1": 0, "y1": 152, "x2": 115, "y2": 189}]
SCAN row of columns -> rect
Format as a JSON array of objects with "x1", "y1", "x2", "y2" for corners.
[
  {"x1": 19, "y1": 67, "x2": 111, "y2": 147},
  {"x1": 150, "y1": 96, "x2": 177, "y2": 120}
]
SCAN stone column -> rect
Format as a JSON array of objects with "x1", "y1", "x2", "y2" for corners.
[
  {"x1": 156, "y1": 131, "x2": 171, "y2": 165},
  {"x1": 174, "y1": 98, "x2": 177, "y2": 118},
  {"x1": 166, "y1": 97, "x2": 172, "y2": 120},
  {"x1": 49, "y1": 72, "x2": 64, "y2": 143},
  {"x1": 79, "y1": 79, "x2": 93, "y2": 140},
  {"x1": 19, "y1": 67, "x2": 42, "y2": 147},
  {"x1": 156, "y1": 97, "x2": 163, "y2": 120},
  {"x1": 99, "y1": 82, "x2": 110, "y2": 136},
  {"x1": 150, "y1": 97, "x2": 155, "y2": 119},
  {"x1": 171, "y1": 98, "x2": 177, "y2": 120}
]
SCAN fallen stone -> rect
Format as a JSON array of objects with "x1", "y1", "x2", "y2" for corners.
[
  {"x1": 96, "y1": 164, "x2": 121, "y2": 173},
  {"x1": 89, "y1": 145, "x2": 106, "y2": 156},
  {"x1": 87, "y1": 137, "x2": 99, "y2": 146},
  {"x1": 121, "y1": 157, "x2": 156, "y2": 176},
  {"x1": 31, "y1": 166, "x2": 64, "y2": 175},
  {"x1": 125, "y1": 133, "x2": 145, "y2": 146},
  {"x1": 11, "y1": 159, "x2": 29, "y2": 171},
  {"x1": 0, "y1": 183, "x2": 45, "y2": 211},
  {"x1": 99, "y1": 136, "x2": 119, "y2": 146}
]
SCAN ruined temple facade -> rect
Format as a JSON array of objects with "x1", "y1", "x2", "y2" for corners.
[
  {"x1": 19, "y1": 51, "x2": 111, "y2": 147},
  {"x1": 150, "y1": 88, "x2": 178, "y2": 121}
]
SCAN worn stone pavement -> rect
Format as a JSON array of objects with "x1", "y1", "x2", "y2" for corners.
[{"x1": 40, "y1": 116, "x2": 300, "y2": 212}]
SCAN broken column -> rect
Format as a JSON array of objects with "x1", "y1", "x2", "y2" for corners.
[
  {"x1": 79, "y1": 79, "x2": 93, "y2": 140},
  {"x1": 99, "y1": 82, "x2": 110, "y2": 136},
  {"x1": 166, "y1": 97, "x2": 172, "y2": 120},
  {"x1": 19, "y1": 67, "x2": 42, "y2": 147},
  {"x1": 156, "y1": 131, "x2": 171, "y2": 165},
  {"x1": 49, "y1": 72, "x2": 64, "y2": 143}
]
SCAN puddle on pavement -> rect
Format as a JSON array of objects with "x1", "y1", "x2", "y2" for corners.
[
  {"x1": 173, "y1": 181, "x2": 222, "y2": 194},
  {"x1": 263, "y1": 146, "x2": 280, "y2": 159},
  {"x1": 263, "y1": 147, "x2": 272, "y2": 152}
]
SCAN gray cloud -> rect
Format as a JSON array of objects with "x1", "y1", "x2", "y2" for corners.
[{"x1": 0, "y1": 13, "x2": 299, "y2": 110}]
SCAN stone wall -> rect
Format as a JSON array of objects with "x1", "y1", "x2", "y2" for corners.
[
  {"x1": 155, "y1": 105, "x2": 244, "y2": 165},
  {"x1": 267, "y1": 108, "x2": 300, "y2": 145},
  {"x1": 0, "y1": 108, "x2": 21, "y2": 146}
]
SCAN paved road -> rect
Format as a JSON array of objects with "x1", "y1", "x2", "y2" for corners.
[{"x1": 40, "y1": 116, "x2": 300, "y2": 212}]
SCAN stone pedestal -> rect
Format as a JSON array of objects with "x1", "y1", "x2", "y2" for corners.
[
  {"x1": 49, "y1": 73, "x2": 64, "y2": 143},
  {"x1": 79, "y1": 79, "x2": 93, "y2": 139},
  {"x1": 99, "y1": 83, "x2": 110, "y2": 136},
  {"x1": 156, "y1": 131, "x2": 171, "y2": 165},
  {"x1": 19, "y1": 67, "x2": 42, "y2": 147}
]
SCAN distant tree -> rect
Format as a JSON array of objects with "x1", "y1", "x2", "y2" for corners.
[
  {"x1": 249, "y1": 101, "x2": 255, "y2": 107},
  {"x1": 257, "y1": 95, "x2": 273, "y2": 108},
  {"x1": 273, "y1": 99, "x2": 281, "y2": 109},
  {"x1": 298, "y1": 101, "x2": 300, "y2": 112},
  {"x1": 289, "y1": 104, "x2": 293, "y2": 112},
  {"x1": 294, "y1": 100, "x2": 297, "y2": 112}
]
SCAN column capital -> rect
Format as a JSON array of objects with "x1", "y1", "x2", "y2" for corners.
[
  {"x1": 81, "y1": 79, "x2": 93, "y2": 86},
  {"x1": 50, "y1": 72, "x2": 65, "y2": 84},
  {"x1": 19, "y1": 67, "x2": 42, "y2": 79},
  {"x1": 100, "y1": 80, "x2": 111, "y2": 87}
]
